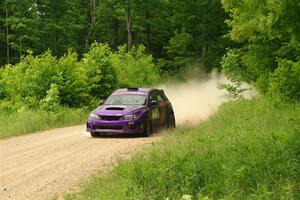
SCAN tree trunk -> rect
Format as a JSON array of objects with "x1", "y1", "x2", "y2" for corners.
[
  {"x1": 111, "y1": 17, "x2": 119, "y2": 48},
  {"x1": 86, "y1": 0, "x2": 96, "y2": 49},
  {"x1": 53, "y1": 25, "x2": 57, "y2": 56},
  {"x1": 91, "y1": 0, "x2": 96, "y2": 26},
  {"x1": 126, "y1": 0, "x2": 132, "y2": 51},
  {"x1": 5, "y1": 1, "x2": 9, "y2": 64}
]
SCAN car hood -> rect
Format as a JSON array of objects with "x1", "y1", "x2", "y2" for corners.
[{"x1": 93, "y1": 105, "x2": 146, "y2": 116}]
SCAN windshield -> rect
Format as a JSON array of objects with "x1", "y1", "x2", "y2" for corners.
[{"x1": 104, "y1": 94, "x2": 147, "y2": 105}]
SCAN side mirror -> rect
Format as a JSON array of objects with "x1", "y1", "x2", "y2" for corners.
[
  {"x1": 151, "y1": 99, "x2": 158, "y2": 106},
  {"x1": 99, "y1": 99, "x2": 104, "y2": 105}
]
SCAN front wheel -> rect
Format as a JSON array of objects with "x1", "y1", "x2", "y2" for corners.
[
  {"x1": 90, "y1": 132, "x2": 99, "y2": 137},
  {"x1": 142, "y1": 119, "x2": 152, "y2": 137},
  {"x1": 167, "y1": 113, "x2": 176, "y2": 130}
]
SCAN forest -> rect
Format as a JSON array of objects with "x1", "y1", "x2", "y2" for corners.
[
  {"x1": 0, "y1": 1, "x2": 299, "y2": 199},
  {"x1": 0, "y1": 0, "x2": 299, "y2": 135}
]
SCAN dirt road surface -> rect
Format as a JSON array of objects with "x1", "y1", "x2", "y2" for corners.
[{"x1": 0, "y1": 125, "x2": 163, "y2": 200}]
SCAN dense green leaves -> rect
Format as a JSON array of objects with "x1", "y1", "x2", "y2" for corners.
[
  {"x1": 83, "y1": 43, "x2": 117, "y2": 99},
  {"x1": 268, "y1": 59, "x2": 300, "y2": 101},
  {"x1": 221, "y1": 0, "x2": 300, "y2": 101},
  {"x1": 1, "y1": 0, "x2": 228, "y2": 74},
  {"x1": 110, "y1": 45, "x2": 159, "y2": 87},
  {"x1": 0, "y1": 42, "x2": 159, "y2": 113},
  {"x1": 1, "y1": 0, "x2": 298, "y2": 112}
]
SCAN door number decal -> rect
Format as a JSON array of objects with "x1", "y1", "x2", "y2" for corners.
[{"x1": 152, "y1": 108, "x2": 159, "y2": 119}]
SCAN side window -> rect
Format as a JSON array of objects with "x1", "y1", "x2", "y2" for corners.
[
  {"x1": 149, "y1": 92, "x2": 156, "y2": 101},
  {"x1": 149, "y1": 91, "x2": 162, "y2": 106},
  {"x1": 157, "y1": 94, "x2": 163, "y2": 102}
]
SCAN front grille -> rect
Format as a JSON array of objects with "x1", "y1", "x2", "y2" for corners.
[
  {"x1": 99, "y1": 115, "x2": 122, "y2": 121},
  {"x1": 94, "y1": 125, "x2": 123, "y2": 130}
]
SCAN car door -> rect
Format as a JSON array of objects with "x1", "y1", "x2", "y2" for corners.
[
  {"x1": 149, "y1": 91, "x2": 160, "y2": 128},
  {"x1": 157, "y1": 91, "x2": 167, "y2": 126}
]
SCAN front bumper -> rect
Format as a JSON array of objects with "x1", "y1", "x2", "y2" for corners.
[{"x1": 86, "y1": 118, "x2": 144, "y2": 134}]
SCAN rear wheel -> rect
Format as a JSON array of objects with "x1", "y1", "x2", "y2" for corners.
[
  {"x1": 90, "y1": 132, "x2": 99, "y2": 137},
  {"x1": 167, "y1": 113, "x2": 176, "y2": 130}
]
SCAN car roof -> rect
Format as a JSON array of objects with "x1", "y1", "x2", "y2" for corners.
[{"x1": 113, "y1": 88, "x2": 154, "y2": 95}]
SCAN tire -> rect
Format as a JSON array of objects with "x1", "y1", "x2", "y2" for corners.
[
  {"x1": 167, "y1": 113, "x2": 176, "y2": 130},
  {"x1": 143, "y1": 119, "x2": 152, "y2": 137},
  {"x1": 90, "y1": 132, "x2": 99, "y2": 137}
]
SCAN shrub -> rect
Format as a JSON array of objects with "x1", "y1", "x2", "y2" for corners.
[
  {"x1": 57, "y1": 51, "x2": 91, "y2": 107},
  {"x1": 40, "y1": 83, "x2": 61, "y2": 111},
  {"x1": 110, "y1": 45, "x2": 160, "y2": 87},
  {"x1": 268, "y1": 59, "x2": 300, "y2": 102},
  {"x1": 83, "y1": 43, "x2": 117, "y2": 99}
]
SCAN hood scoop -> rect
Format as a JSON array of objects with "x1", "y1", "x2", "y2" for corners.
[{"x1": 105, "y1": 107, "x2": 125, "y2": 110}]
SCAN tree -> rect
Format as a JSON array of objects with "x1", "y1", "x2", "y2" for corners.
[
  {"x1": 221, "y1": 0, "x2": 300, "y2": 101},
  {"x1": 83, "y1": 42, "x2": 118, "y2": 99}
]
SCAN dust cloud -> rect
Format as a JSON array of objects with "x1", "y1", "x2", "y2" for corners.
[{"x1": 158, "y1": 73, "x2": 229, "y2": 126}]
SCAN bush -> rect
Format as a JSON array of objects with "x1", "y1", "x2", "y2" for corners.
[
  {"x1": 268, "y1": 59, "x2": 300, "y2": 102},
  {"x1": 110, "y1": 45, "x2": 160, "y2": 87},
  {"x1": 40, "y1": 83, "x2": 61, "y2": 111},
  {"x1": 83, "y1": 43, "x2": 117, "y2": 100},
  {"x1": 57, "y1": 51, "x2": 90, "y2": 107}
]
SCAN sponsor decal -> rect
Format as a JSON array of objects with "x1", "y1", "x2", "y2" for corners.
[{"x1": 152, "y1": 108, "x2": 159, "y2": 119}]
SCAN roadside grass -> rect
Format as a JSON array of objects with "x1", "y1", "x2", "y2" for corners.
[
  {"x1": 64, "y1": 98, "x2": 300, "y2": 200},
  {"x1": 0, "y1": 108, "x2": 89, "y2": 139}
]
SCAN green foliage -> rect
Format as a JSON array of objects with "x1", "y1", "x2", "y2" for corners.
[
  {"x1": 111, "y1": 45, "x2": 159, "y2": 87},
  {"x1": 64, "y1": 99, "x2": 300, "y2": 199},
  {"x1": 83, "y1": 43, "x2": 117, "y2": 99},
  {"x1": 218, "y1": 81, "x2": 247, "y2": 100},
  {"x1": 0, "y1": 68, "x2": 6, "y2": 99},
  {"x1": 221, "y1": 0, "x2": 300, "y2": 102},
  {"x1": 0, "y1": 107, "x2": 89, "y2": 139},
  {"x1": 159, "y1": 30, "x2": 195, "y2": 74},
  {"x1": 268, "y1": 59, "x2": 300, "y2": 102},
  {"x1": 0, "y1": 41, "x2": 160, "y2": 138},
  {"x1": 57, "y1": 51, "x2": 90, "y2": 107},
  {"x1": 0, "y1": 42, "x2": 159, "y2": 133},
  {"x1": 1, "y1": 0, "x2": 85, "y2": 64},
  {"x1": 40, "y1": 83, "x2": 60, "y2": 111},
  {"x1": 0, "y1": 51, "x2": 59, "y2": 106},
  {"x1": 1, "y1": 0, "x2": 229, "y2": 76}
]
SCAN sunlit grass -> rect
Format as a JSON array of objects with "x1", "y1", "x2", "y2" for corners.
[
  {"x1": 64, "y1": 98, "x2": 300, "y2": 200},
  {"x1": 0, "y1": 108, "x2": 89, "y2": 139}
]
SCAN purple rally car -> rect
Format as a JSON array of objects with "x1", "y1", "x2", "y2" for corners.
[{"x1": 86, "y1": 88, "x2": 176, "y2": 137}]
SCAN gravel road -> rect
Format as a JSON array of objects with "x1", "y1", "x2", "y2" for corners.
[{"x1": 0, "y1": 125, "x2": 163, "y2": 200}]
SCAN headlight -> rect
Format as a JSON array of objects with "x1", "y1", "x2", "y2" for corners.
[
  {"x1": 121, "y1": 114, "x2": 137, "y2": 120},
  {"x1": 89, "y1": 113, "x2": 100, "y2": 120}
]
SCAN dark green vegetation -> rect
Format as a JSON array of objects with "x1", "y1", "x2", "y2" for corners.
[
  {"x1": 0, "y1": 0, "x2": 227, "y2": 73},
  {"x1": 64, "y1": 99, "x2": 300, "y2": 199}
]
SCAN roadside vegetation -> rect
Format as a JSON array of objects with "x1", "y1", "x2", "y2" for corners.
[
  {"x1": 0, "y1": 108, "x2": 88, "y2": 139},
  {"x1": 1, "y1": 0, "x2": 299, "y2": 139},
  {"x1": 63, "y1": 98, "x2": 299, "y2": 199},
  {"x1": 0, "y1": 44, "x2": 159, "y2": 138},
  {"x1": 0, "y1": 0, "x2": 299, "y2": 198}
]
